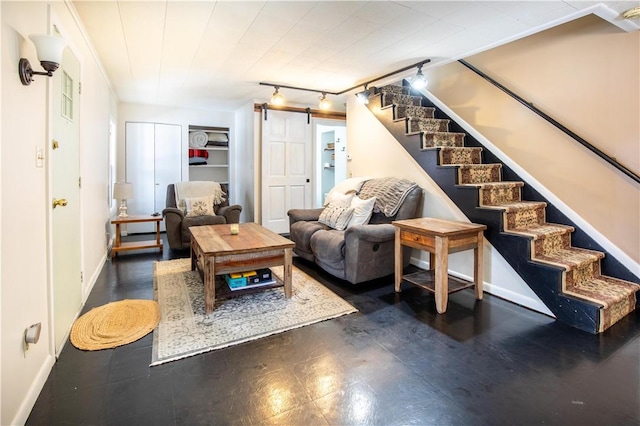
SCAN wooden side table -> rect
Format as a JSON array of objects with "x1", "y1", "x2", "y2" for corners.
[
  {"x1": 393, "y1": 217, "x2": 486, "y2": 313},
  {"x1": 111, "y1": 215, "x2": 163, "y2": 256}
]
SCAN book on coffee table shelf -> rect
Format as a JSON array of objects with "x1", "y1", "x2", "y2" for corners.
[{"x1": 224, "y1": 268, "x2": 274, "y2": 291}]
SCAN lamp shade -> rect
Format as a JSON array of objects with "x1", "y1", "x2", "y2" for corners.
[
  {"x1": 29, "y1": 34, "x2": 66, "y2": 65},
  {"x1": 113, "y1": 182, "x2": 134, "y2": 200}
]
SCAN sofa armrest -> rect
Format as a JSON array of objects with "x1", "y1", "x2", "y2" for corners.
[
  {"x1": 343, "y1": 223, "x2": 403, "y2": 284},
  {"x1": 344, "y1": 223, "x2": 395, "y2": 243},
  {"x1": 217, "y1": 204, "x2": 242, "y2": 224},
  {"x1": 162, "y1": 207, "x2": 185, "y2": 250},
  {"x1": 288, "y1": 208, "x2": 324, "y2": 227}
]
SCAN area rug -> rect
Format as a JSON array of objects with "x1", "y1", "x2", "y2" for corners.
[
  {"x1": 70, "y1": 299, "x2": 160, "y2": 350},
  {"x1": 151, "y1": 258, "x2": 357, "y2": 366}
]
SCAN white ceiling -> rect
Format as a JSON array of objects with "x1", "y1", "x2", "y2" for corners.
[{"x1": 71, "y1": 1, "x2": 639, "y2": 112}]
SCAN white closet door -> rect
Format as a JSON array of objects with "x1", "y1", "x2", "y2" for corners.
[
  {"x1": 125, "y1": 122, "x2": 182, "y2": 234},
  {"x1": 261, "y1": 110, "x2": 312, "y2": 234},
  {"x1": 154, "y1": 123, "x2": 182, "y2": 216},
  {"x1": 125, "y1": 122, "x2": 155, "y2": 225}
]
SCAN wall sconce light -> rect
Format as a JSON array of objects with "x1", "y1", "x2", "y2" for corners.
[
  {"x1": 113, "y1": 182, "x2": 134, "y2": 217},
  {"x1": 270, "y1": 86, "x2": 285, "y2": 105},
  {"x1": 410, "y1": 64, "x2": 428, "y2": 89},
  {"x1": 19, "y1": 34, "x2": 66, "y2": 86},
  {"x1": 318, "y1": 92, "x2": 331, "y2": 110}
]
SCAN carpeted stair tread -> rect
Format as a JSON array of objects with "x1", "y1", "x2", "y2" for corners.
[
  {"x1": 533, "y1": 246, "x2": 604, "y2": 271},
  {"x1": 483, "y1": 200, "x2": 546, "y2": 212},
  {"x1": 423, "y1": 131, "x2": 465, "y2": 148},
  {"x1": 409, "y1": 117, "x2": 450, "y2": 133},
  {"x1": 505, "y1": 223, "x2": 574, "y2": 239},
  {"x1": 457, "y1": 164, "x2": 502, "y2": 184},
  {"x1": 377, "y1": 84, "x2": 638, "y2": 333},
  {"x1": 439, "y1": 147, "x2": 483, "y2": 165},
  {"x1": 563, "y1": 275, "x2": 638, "y2": 333}
]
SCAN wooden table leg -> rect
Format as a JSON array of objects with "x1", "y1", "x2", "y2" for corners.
[
  {"x1": 474, "y1": 231, "x2": 484, "y2": 300},
  {"x1": 394, "y1": 227, "x2": 402, "y2": 292},
  {"x1": 156, "y1": 220, "x2": 162, "y2": 252},
  {"x1": 190, "y1": 241, "x2": 196, "y2": 271},
  {"x1": 435, "y1": 236, "x2": 449, "y2": 314},
  {"x1": 113, "y1": 223, "x2": 121, "y2": 257},
  {"x1": 284, "y1": 248, "x2": 293, "y2": 298},
  {"x1": 204, "y1": 256, "x2": 216, "y2": 314}
]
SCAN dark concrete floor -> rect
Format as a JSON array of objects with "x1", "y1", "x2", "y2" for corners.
[{"x1": 27, "y1": 234, "x2": 640, "y2": 425}]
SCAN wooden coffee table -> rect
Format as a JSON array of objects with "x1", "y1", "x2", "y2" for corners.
[{"x1": 190, "y1": 223, "x2": 295, "y2": 314}]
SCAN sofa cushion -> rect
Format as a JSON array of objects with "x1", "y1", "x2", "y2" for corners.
[
  {"x1": 290, "y1": 220, "x2": 327, "y2": 259},
  {"x1": 310, "y1": 229, "x2": 346, "y2": 267}
]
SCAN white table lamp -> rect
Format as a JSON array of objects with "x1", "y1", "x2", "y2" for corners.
[{"x1": 113, "y1": 182, "x2": 134, "y2": 217}]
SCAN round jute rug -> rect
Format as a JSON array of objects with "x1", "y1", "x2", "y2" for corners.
[{"x1": 70, "y1": 299, "x2": 160, "y2": 350}]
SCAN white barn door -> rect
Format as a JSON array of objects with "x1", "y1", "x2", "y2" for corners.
[{"x1": 261, "y1": 110, "x2": 312, "y2": 234}]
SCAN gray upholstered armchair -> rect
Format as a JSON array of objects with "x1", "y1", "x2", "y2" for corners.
[
  {"x1": 162, "y1": 183, "x2": 241, "y2": 250},
  {"x1": 288, "y1": 178, "x2": 422, "y2": 284}
]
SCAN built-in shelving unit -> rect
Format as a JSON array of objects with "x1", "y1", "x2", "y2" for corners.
[{"x1": 188, "y1": 125, "x2": 230, "y2": 194}]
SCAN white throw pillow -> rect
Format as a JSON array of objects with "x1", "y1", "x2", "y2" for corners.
[
  {"x1": 324, "y1": 191, "x2": 354, "y2": 208},
  {"x1": 323, "y1": 176, "x2": 372, "y2": 206},
  {"x1": 347, "y1": 196, "x2": 376, "y2": 227},
  {"x1": 185, "y1": 196, "x2": 215, "y2": 217},
  {"x1": 319, "y1": 203, "x2": 354, "y2": 231}
]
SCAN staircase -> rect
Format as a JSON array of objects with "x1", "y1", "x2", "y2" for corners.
[{"x1": 368, "y1": 84, "x2": 639, "y2": 334}]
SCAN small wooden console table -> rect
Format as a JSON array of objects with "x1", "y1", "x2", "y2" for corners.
[
  {"x1": 393, "y1": 218, "x2": 486, "y2": 313},
  {"x1": 111, "y1": 214, "x2": 163, "y2": 256}
]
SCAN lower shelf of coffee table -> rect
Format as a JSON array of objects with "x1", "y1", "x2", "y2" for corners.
[
  {"x1": 214, "y1": 276, "x2": 283, "y2": 299},
  {"x1": 402, "y1": 269, "x2": 475, "y2": 294}
]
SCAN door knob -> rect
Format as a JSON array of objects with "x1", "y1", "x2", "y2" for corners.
[{"x1": 52, "y1": 198, "x2": 68, "y2": 208}]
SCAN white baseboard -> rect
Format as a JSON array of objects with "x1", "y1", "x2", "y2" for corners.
[{"x1": 12, "y1": 354, "x2": 56, "y2": 426}]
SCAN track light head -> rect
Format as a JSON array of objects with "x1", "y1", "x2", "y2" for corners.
[
  {"x1": 318, "y1": 92, "x2": 331, "y2": 110},
  {"x1": 410, "y1": 65, "x2": 428, "y2": 90},
  {"x1": 355, "y1": 85, "x2": 371, "y2": 105},
  {"x1": 271, "y1": 86, "x2": 284, "y2": 105}
]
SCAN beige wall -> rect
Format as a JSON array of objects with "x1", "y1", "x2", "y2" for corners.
[{"x1": 425, "y1": 15, "x2": 639, "y2": 263}]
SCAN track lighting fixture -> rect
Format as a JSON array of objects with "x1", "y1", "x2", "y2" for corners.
[
  {"x1": 19, "y1": 34, "x2": 66, "y2": 86},
  {"x1": 259, "y1": 58, "x2": 430, "y2": 110},
  {"x1": 410, "y1": 64, "x2": 428, "y2": 90},
  {"x1": 318, "y1": 93, "x2": 331, "y2": 110},
  {"x1": 270, "y1": 86, "x2": 284, "y2": 105}
]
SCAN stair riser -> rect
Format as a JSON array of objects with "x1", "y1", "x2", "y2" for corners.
[
  {"x1": 440, "y1": 148, "x2": 482, "y2": 165},
  {"x1": 533, "y1": 233, "x2": 571, "y2": 258},
  {"x1": 396, "y1": 105, "x2": 435, "y2": 120},
  {"x1": 409, "y1": 119, "x2": 450, "y2": 133},
  {"x1": 478, "y1": 186, "x2": 521, "y2": 206},
  {"x1": 382, "y1": 93, "x2": 421, "y2": 108},
  {"x1": 504, "y1": 206, "x2": 546, "y2": 230},
  {"x1": 459, "y1": 165, "x2": 501, "y2": 184},
  {"x1": 423, "y1": 133, "x2": 465, "y2": 148}
]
